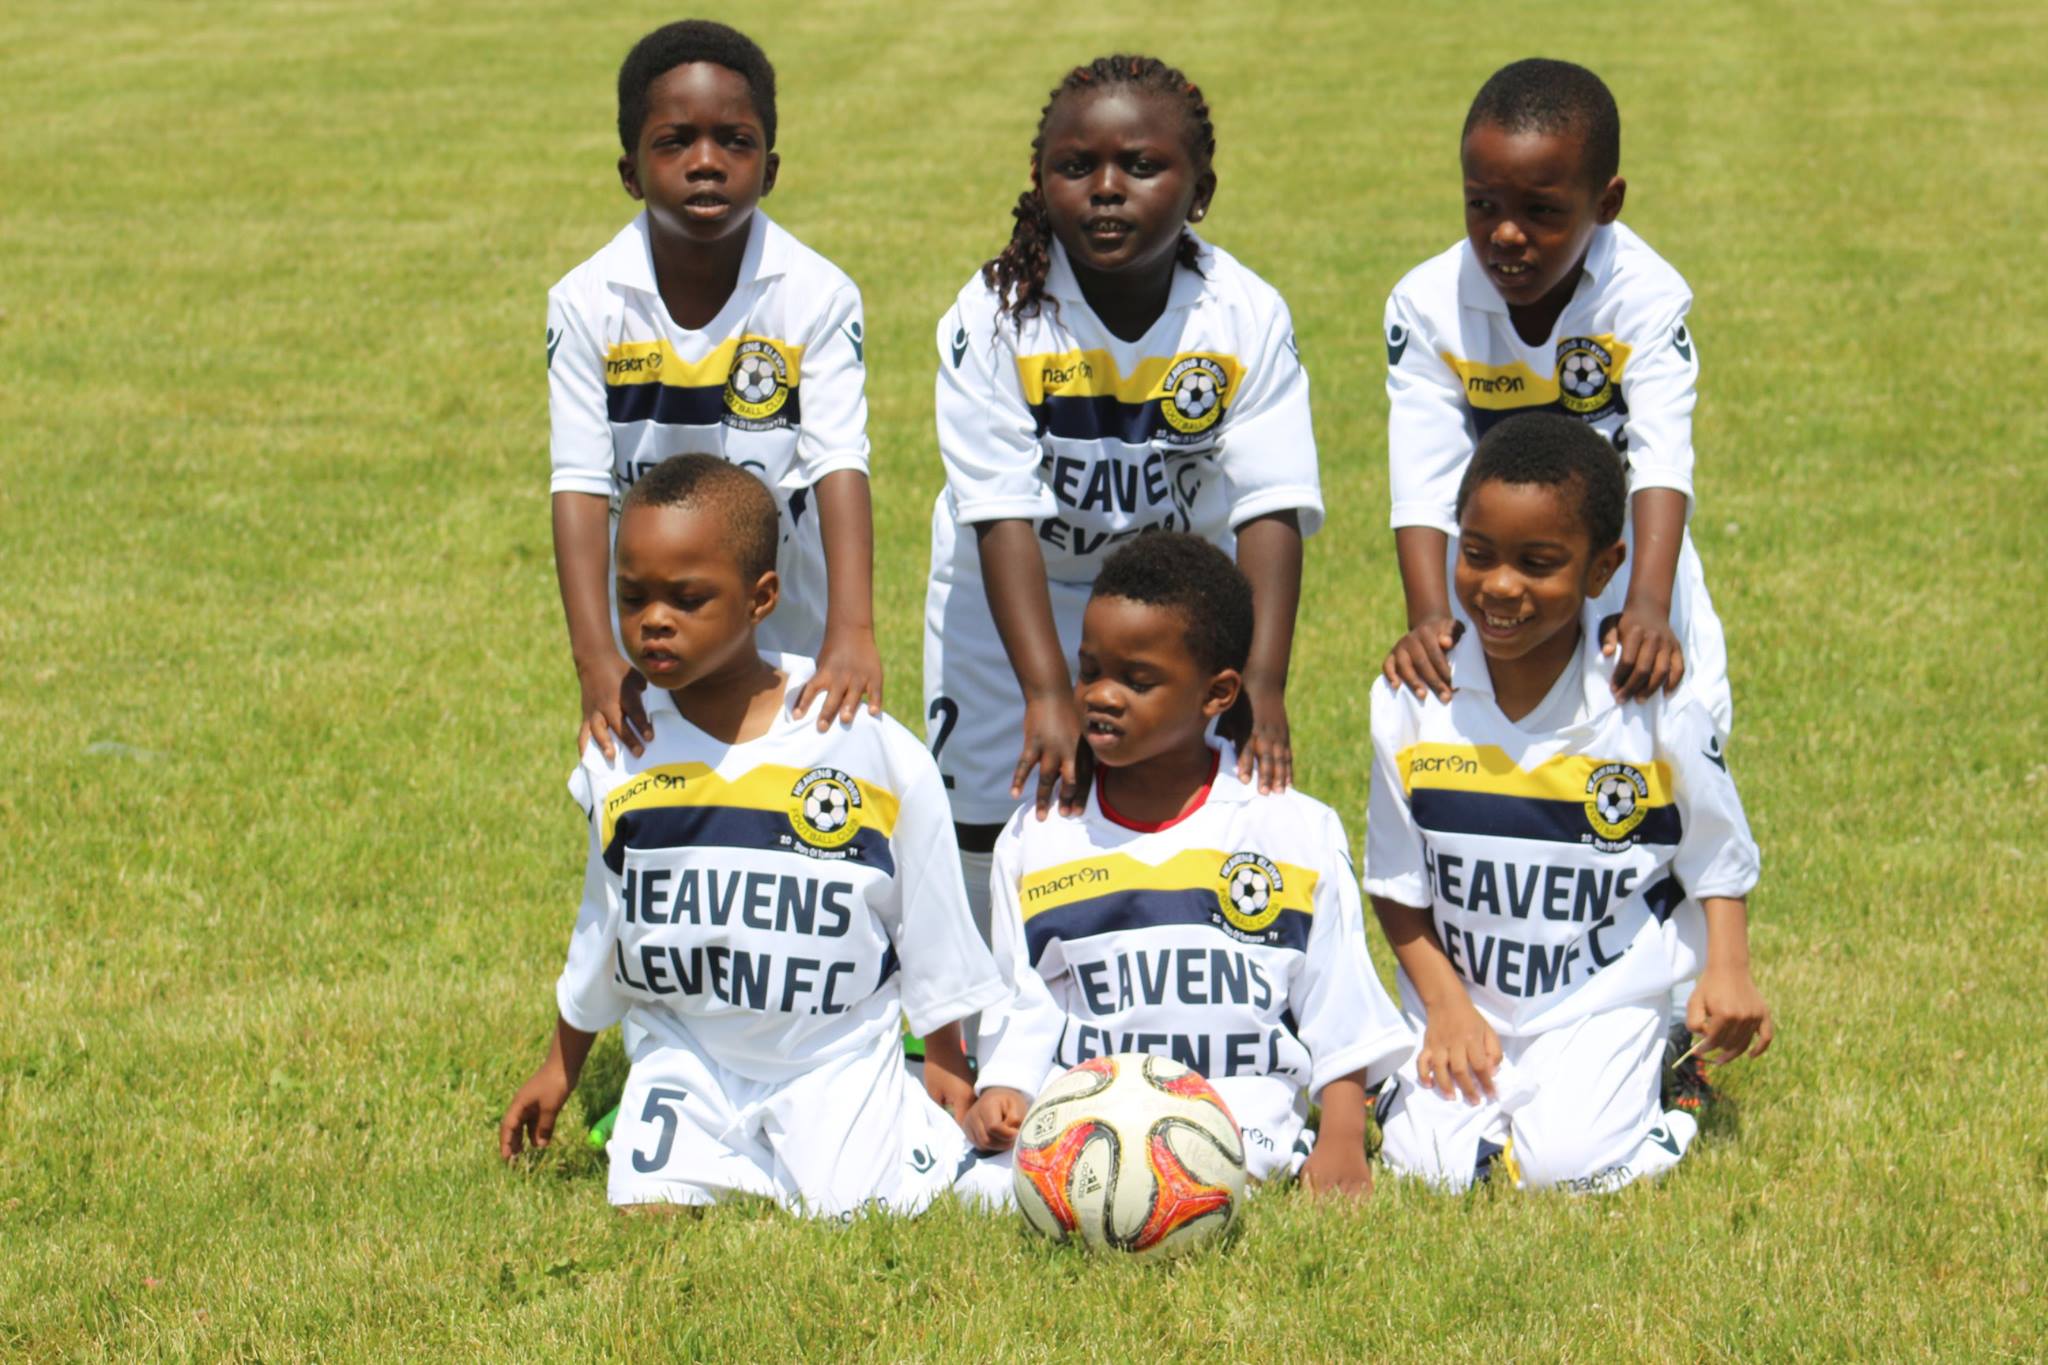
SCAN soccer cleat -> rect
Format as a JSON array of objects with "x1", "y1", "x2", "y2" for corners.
[{"x1": 1662, "y1": 1020, "x2": 1718, "y2": 1114}]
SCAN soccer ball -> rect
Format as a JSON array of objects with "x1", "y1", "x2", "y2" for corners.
[
  {"x1": 1227, "y1": 865, "x2": 1271, "y2": 917},
  {"x1": 1013, "y1": 1053, "x2": 1246, "y2": 1259},
  {"x1": 802, "y1": 782, "x2": 849, "y2": 833},
  {"x1": 731, "y1": 352, "x2": 780, "y2": 404},
  {"x1": 1173, "y1": 371, "x2": 1219, "y2": 419},
  {"x1": 1560, "y1": 350, "x2": 1606, "y2": 399},
  {"x1": 1593, "y1": 775, "x2": 1636, "y2": 826}
]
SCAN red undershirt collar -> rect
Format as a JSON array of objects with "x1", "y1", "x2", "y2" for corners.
[{"x1": 1096, "y1": 749, "x2": 1221, "y2": 833}]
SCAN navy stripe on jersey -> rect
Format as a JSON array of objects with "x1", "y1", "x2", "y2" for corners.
[
  {"x1": 1031, "y1": 394, "x2": 1174, "y2": 445},
  {"x1": 1025, "y1": 888, "x2": 1311, "y2": 960},
  {"x1": 608, "y1": 383, "x2": 805, "y2": 429},
  {"x1": 1410, "y1": 789, "x2": 1681, "y2": 848},
  {"x1": 1471, "y1": 392, "x2": 1630, "y2": 441},
  {"x1": 1641, "y1": 874, "x2": 1685, "y2": 924},
  {"x1": 608, "y1": 805, "x2": 895, "y2": 877}
]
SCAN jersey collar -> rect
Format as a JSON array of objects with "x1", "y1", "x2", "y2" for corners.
[
  {"x1": 1456, "y1": 223, "x2": 1618, "y2": 319},
  {"x1": 1094, "y1": 744, "x2": 1237, "y2": 832},
  {"x1": 1042, "y1": 234, "x2": 1211, "y2": 315},
  {"x1": 599, "y1": 210, "x2": 792, "y2": 295},
  {"x1": 1446, "y1": 601, "x2": 1620, "y2": 730}
]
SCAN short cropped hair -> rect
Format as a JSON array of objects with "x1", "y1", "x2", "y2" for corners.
[
  {"x1": 1456, "y1": 412, "x2": 1628, "y2": 550},
  {"x1": 1090, "y1": 532, "x2": 1253, "y2": 675},
  {"x1": 1464, "y1": 58, "x2": 1620, "y2": 187},
  {"x1": 621, "y1": 454, "x2": 779, "y2": 581},
  {"x1": 617, "y1": 20, "x2": 778, "y2": 154}
]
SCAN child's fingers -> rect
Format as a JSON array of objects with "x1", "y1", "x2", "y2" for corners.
[
  {"x1": 622, "y1": 677, "x2": 652, "y2": 745},
  {"x1": 1421, "y1": 639, "x2": 1455, "y2": 702},
  {"x1": 1662, "y1": 643, "x2": 1686, "y2": 694},
  {"x1": 533, "y1": 1105, "x2": 557, "y2": 1151},
  {"x1": 1749, "y1": 1013, "x2": 1774, "y2": 1058},
  {"x1": 588, "y1": 712, "x2": 618, "y2": 764},
  {"x1": 499, "y1": 1107, "x2": 523, "y2": 1161}
]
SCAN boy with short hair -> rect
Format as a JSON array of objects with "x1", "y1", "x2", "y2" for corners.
[
  {"x1": 958, "y1": 534, "x2": 1411, "y2": 1199},
  {"x1": 1366, "y1": 413, "x2": 1772, "y2": 1194},
  {"x1": 549, "y1": 20, "x2": 881, "y2": 767},
  {"x1": 500, "y1": 455, "x2": 1005, "y2": 1216},
  {"x1": 1380, "y1": 57, "x2": 1729, "y2": 739}
]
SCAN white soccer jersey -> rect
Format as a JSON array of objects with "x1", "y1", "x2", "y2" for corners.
[
  {"x1": 929, "y1": 235, "x2": 1322, "y2": 589},
  {"x1": 975, "y1": 748, "x2": 1411, "y2": 1167},
  {"x1": 546, "y1": 211, "x2": 870, "y2": 655},
  {"x1": 1363, "y1": 605, "x2": 1759, "y2": 1038},
  {"x1": 1383, "y1": 222, "x2": 1732, "y2": 733},
  {"x1": 555, "y1": 660, "x2": 1008, "y2": 1084}
]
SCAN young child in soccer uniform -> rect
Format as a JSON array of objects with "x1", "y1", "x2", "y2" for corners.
[
  {"x1": 956, "y1": 535, "x2": 1411, "y2": 1202},
  {"x1": 1381, "y1": 58, "x2": 1731, "y2": 739},
  {"x1": 549, "y1": 21, "x2": 881, "y2": 767},
  {"x1": 501, "y1": 456, "x2": 1006, "y2": 1216},
  {"x1": 1366, "y1": 413, "x2": 1772, "y2": 1194},
  {"x1": 926, "y1": 57, "x2": 1321, "y2": 971}
]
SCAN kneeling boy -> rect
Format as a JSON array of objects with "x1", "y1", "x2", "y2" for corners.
[
  {"x1": 961, "y1": 534, "x2": 1412, "y2": 1198},
  {"x1": 1367, "y1": 413, "x2": 1771, "y2": 1194},
  {"x1": 500, "y1": 455, "x2": 1006, "y2": 1216}
]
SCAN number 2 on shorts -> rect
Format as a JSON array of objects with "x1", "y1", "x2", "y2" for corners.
[
  {"x1": 630, "y1": 1086, "x2": 690, "y2": 1173},
  {"x1": 927, "y1": 697, "x2": 960, "y2": 789}
]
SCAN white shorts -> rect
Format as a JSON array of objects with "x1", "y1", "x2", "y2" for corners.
[
  {"x1": 1445, "y1": 523, "x2": 1731, "y2": 736},
  {"x1": 952, "y1": 1071, "x2": 1312, "y2": 1209},
  {"x1": 607, "y1": 1027, "x2": 970, "y2": 1218},
  {"x1": 1377, "y1": 992, "x2": 1697, "y2": 1194},
  {"x1": 923, "y1": 500, "x2": 1094, "y2": 826}
]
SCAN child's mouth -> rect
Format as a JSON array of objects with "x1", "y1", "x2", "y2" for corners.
[
  {"x1": 1478, "y1": 610, "x2": 1532, "y2": 635},
  {"x1": 640, "y1": 649, "x2": 683, "y2": 675}
]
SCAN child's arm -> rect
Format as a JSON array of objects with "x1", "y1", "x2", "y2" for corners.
[
  {"x1": 553, "y1": 492, "x2": 650, "y2": 761},
  {"x1": 964, "y1": 829, "x2": 1068, "y2": 1151},
  {"x1": 1386, "y1": 527, "x2": 1460, "y2": 703},
  {"x1": 1234, "y1": 511, "x2": 1302, "y2": 793},
  {"x1": 1372, "y1": 896, "x2": 1499, "y2": 1103},
  {"x1": 794, "y1": 469, "x2": 884, "y2": 728},
  {"x1": 1604, "y1": 487, "x2": 1687, "y2": 702},
  {"x1": 921, "y1": 1022, "x2": 977, "y2": 1121},
  {"x1": 1690, "y1": 897, "x2": 1773, "y2": 1063},
  {"x1": 976, "y1": 519, "x2": 1084, "y2": 819},
  {"x1": 1297, "y1": 1071, "x2": 1373, "y2": 1196},
  {"x1": 500, "y1": 1015, "x2": 598, "y2": 1160}
]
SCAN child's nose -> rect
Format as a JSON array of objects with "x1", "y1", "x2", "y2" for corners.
[{"x1": 1490, "y1": 218, "x2": 1527, "y2": 249}]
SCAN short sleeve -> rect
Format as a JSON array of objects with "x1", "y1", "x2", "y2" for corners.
[
  {"x1": 1217, "y1": 292, "x2": 1323, "y2": 537},
  {"x1": 1292, "y1": 809, "x2": 1415, "y2": 1094},
  {"x1": 1661, "y1": 697, "x2": 1760, "y2": 900},
  {"x1": 1385, "y1": 287, "x2": 1475, "y2": 535},
  {"x1": 1362, "y1": 680, "x2": 1432, "y2": 909},
  {"x1": 969, "y1": 823, "x2": 1072, "y2": 1100},
  {"x1": 935, "y1": 299, "x2": 1053, "y2": 525},
  {"x1": 555, "y1": 782, "x2": 630, "y2": 1033},
  {"x1": 547, "y1": 288, "x2": 618, "y2": 499},
  {"x1": 1617, "y1": 301, "x2": 1700, "y2": 508},
  {"x1": 793, "y1": 282, "x2": 872, "y2": 485},
  {"x1": 879, "y1": 742, "x2": 1010, "y2": 1037}
]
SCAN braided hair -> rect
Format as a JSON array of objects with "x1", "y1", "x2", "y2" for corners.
[{"x1": 982, "y1": 55, "x2": 1216, "y2": 321}]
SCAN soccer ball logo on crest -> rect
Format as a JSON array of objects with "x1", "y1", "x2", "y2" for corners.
[
  {"x1": 789, "y1": 767, "x2": 861, "y2": 848},
  {"x1": 1555, "y1": 338, "x2": 1616, "y2": 414},
  {"x1": 726, "y1": 340, "x2": 791, "y2": 421},
  {"x1": 1593, "y1": 774, "x2": 1636, "y2": 827},
  {"x1": 1583, "y1": 761, "x2": 1650, "y2": 847},
  {"x1": 1216, "y1": 852, "x2": 1284, "y2": 935},
  {"x1": 1160, "y1": 356, "x2": 1228, "y2": 437}
]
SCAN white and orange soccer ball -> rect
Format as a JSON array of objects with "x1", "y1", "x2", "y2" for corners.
[{"x1": 1012, "y1": 1053, "x2": 1247, "y2": 1259}]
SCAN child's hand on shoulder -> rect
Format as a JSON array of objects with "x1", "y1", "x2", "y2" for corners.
[
  {"x1": 963, "y1": 1088, "x2": 1028, "y2": 1153},
  {"x1": 578, "y1": 653, "x2": 651, "y2": 762},
  {"x1": 796, "y1": 626, "x2": 884, "y2": 730},
  {"x1": 1236, "y1": 680, "x2": 1292, "y2": 794},
  {"x1": 1013, "y1": 692, "x2": 1086, "y2": 818},
  {"x1": 1383, "y1": 617, "x2": 1461, "y2": 704},
  {"x1": 1601, "y1": 607, "x2": 1685, "y2": 702},
  {"x1": 1418, "y1": 998, "x2": 1502, "y2": 1104}
]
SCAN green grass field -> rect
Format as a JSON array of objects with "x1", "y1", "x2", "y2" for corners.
[{"x1": 4, "y1": 1, "x2": 2045, "y2": 1358}]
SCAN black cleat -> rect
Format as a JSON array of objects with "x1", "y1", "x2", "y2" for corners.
[{"x1": 1662, "y1": 1019, "x2": 1718, "y2": 1115}]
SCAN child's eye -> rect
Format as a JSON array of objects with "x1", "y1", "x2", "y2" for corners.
[{"x1": 1466, "y1": 198, "x2": 1492, "y2": 213}]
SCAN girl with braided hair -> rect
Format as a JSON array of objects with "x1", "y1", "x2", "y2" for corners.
[{"x1": 921, "y1": 56, "x2": 1324, "y2": 992}]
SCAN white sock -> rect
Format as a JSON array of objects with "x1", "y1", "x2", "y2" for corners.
[{"x1": 957, "y1": 848, "x2": 995, "y2": 1055}]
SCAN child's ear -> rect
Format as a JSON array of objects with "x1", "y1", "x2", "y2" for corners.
[
  {"x1": 750, "y1": 570, "x2": 780, "y2": 625},
  {"x1": 1596, "y1": 175, "x2": 1626, "y2": 225},
  {"x1": 1188, "y1": 170, "x2": 1218, "y2": 225},
  {"x1": 1203, "y1": 666, "x2": 1242, "y2": 719},
  {"x1": 761, "y1": 151, "x2": 780, "y2": 198},
  {"x1": 618, "y1": 154, "x2": 644, "y2": 202},
  {"x1": 1587, "y1": 540, "x2": 1627, "y2": 597}
]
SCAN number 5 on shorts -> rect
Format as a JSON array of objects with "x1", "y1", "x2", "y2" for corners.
[{"x1": 630, "y1": 1086, "x2": 689, "y2": 1174}]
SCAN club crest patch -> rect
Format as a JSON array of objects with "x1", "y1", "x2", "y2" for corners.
[
  {"x1": 789, "y1": 767, "x2": 862, "y2": 848},
  {"x1": 1555, "y1": 336, "x2": 1618, "y2": 416},
  {"x1": 726, "y1": 338, "x2": 793, "y2": 425},
  {"x1": 1215, "y1": 852, "x2": 1284, "y2": 937},
  {"x1": 1584, "y1": 762, "x2": 1650, "y2": 850},
  {"x1": 1160, "y1": 356, "x2": 1228, "y2": 438}
]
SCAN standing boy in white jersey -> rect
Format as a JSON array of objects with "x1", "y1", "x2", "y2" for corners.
[
  {"x1": 1380, "y1": 58, "x2": 1730, "y2": 740},
  {"x1": 549, "y1": 21, "x2": 881, "y2": 768},
  {"x1": 500, "y1": 456, "x2": 1006, "y2": 1216},
  {"x1": 925, "y1": 57, "x2": 1322, "y2": 971},
  {"x1": 957, "y1": 535, "x2": 1411, "y2": 1200},
  {"x1": 1366, "y1": 414, "x2": 1772, "y2": 1194}
]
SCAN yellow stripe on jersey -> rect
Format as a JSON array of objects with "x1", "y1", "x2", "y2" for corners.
[
  {"x1": 1015, "y1": 349, "x2": 1247, "y2": 408},
  {"x1": 600, "y1": 761, "x2": 901, "y2": 849},
  {"x1": 1397, "y1": 743, "x2": 1673, "y2": 808},
  {"x1": 602, "y1": 336, "x2": 807, "y2": 389},
  {"x1": 1439, "y1": 334, "x2": 1633, "y2": 411},
  {"x1": 1018, "y1": 849, "x2": 1318, "y2": 920}
]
